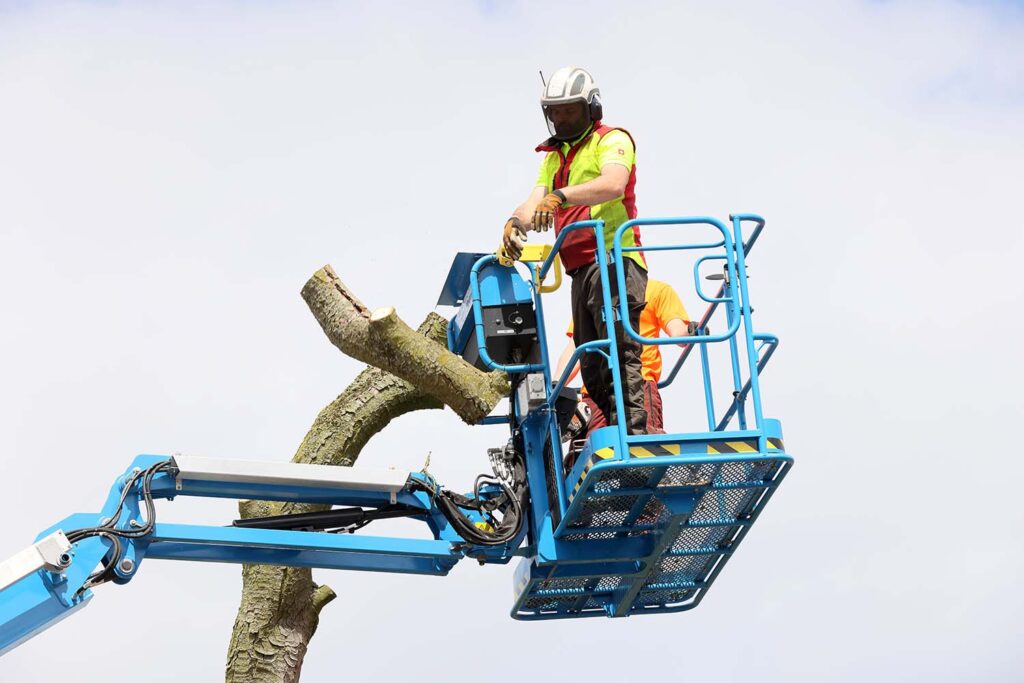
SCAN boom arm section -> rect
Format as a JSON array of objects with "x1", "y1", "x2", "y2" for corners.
[{"x1": 0, "y1": 453, "x2": 527, "y2": 655}]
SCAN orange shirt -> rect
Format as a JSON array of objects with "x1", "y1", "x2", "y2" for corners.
[{"x1": 567, "y1": 279, "x2": 690, "y2": 383}]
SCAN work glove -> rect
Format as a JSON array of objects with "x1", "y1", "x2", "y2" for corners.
[
  {"x1": 532, "y1": 190, "x2": 566, "y2": 232},
  {"x1": 502, "y1": 216, "x2": 527, "y2": 261}
]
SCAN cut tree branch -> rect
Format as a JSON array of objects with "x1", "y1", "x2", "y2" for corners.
[{"x1": 301, "y1": 265, "x2": 508, "y2": 424}]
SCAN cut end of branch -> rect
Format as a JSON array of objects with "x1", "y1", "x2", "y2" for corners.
[
  {"x1": 311, "y1": 584, "x2": 337, "y2": 614},
  {"x1": 369, "y1": 306, "x2": 396, "y2": 323},
  {"x1": 306, "y1": 266, "x2": 338, "y2": 289}
]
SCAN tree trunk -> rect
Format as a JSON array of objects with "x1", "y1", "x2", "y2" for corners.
[{"x1": 226, "y1": 272, "x2": 508, "y2": 682}]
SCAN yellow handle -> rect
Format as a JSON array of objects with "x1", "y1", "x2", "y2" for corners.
[
  {"x1": 520, "y1": 245, "x2": 561, "y2": 293},
  {"x1": 494, "y1": 243, "x2": 562, "y2": 293},
  {"x1": 496, "y1": 244, "x2": 515, "y2": 267},
  {"x1": 535, "y1": 253, "x2": 561, "y2": 293}
]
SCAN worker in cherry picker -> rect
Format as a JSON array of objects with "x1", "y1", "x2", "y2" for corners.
[{"x1": 502, "y1": 66, "x2": 649, "y2": 436}]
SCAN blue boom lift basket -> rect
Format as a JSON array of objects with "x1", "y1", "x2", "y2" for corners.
[{"x1": 446, "y1": 214, "x2": 793, "y2": 619}]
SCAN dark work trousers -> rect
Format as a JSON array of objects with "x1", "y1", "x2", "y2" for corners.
[
  {"x1": 582, "y1": 379, "x2": 665, "y2": 437},
  {"x1": 570, "y1": 257, "x2": 648, "y2": 435},
  {"x1": 564, "y1": 380, "x2": 664, "y2": 473}
]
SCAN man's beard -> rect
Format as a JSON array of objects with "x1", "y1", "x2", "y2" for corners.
[{"x1": 553, "y1": 116, "x2": 590, "y2": 141}]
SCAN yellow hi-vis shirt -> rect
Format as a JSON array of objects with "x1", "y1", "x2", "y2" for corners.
[
  {"x1": 535, "y1": 124, "x2": 646, "y2": 272},
  {"x1": 567, "y1": 279, "x2": 690, "y2": 385}
]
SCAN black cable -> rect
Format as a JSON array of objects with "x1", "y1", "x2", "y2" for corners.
[
  {"x1": 74, "y1": 531, "x2": 122, "y2": 595},
  {"x1": 67, "y1": 460, "x2": 172, "y2": 593},
  {"x1": 66, "y1": 461, "x2": 169, "y2": 543},
  {"x1": 417, "y1": 447, "x2": 528, "y2": 546}
]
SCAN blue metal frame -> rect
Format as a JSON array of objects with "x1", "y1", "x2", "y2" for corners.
[
  {"x1": 454, "y1": 215, "x2": 790, "y2": 572},
  {"x1": 504, "y1": 213, "x2": 793, "y2": 619},
  {"x1": 656, "y1": 216, "x2": 766, "y2": 390}
]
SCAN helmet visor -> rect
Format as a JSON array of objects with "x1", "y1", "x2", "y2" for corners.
[{"x1": 542, "y1": 101, "x2": 591, "y2": 142}]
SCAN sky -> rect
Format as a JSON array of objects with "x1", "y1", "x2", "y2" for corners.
[{"x1": 1, "y1": 1, "x2": 1022, "y2": 681}]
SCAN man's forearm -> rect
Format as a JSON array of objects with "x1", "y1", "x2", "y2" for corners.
[{"x1": 665, "y1": 318, "x2": 692, "y2": 343}]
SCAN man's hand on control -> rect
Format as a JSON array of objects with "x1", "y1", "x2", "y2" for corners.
[
  {"x1": 532, "y1": 190, "x2": 566, "y2": 232},
  {"x1": 502, "y1": 217, "x2": 527, "y2": 261}
]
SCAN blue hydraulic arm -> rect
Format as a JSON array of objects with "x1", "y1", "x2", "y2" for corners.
[{"x1": 0, "y1": 453, "x2": 527, "y2": 655}]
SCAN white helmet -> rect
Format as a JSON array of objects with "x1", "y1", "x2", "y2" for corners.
[{"x1": 540, "y1": 66, "x2": 603, "y2": 140}]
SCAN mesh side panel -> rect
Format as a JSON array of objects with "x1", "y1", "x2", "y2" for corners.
[
  {"x1": 714, "y1": 462, "x2": 749, "y2": 485},
  {"x1": 523, "y1": 595, "x2": 575, "y2": 611},
  {"x1": 593, "y1": 466, "x2": 656, "y2": 492},
  {"x1": 660, "y1": 463, "x2": 716, "y2": 487},
  {"x1": 749, "y1": 459, "x2": 778, "y2": 481},
  {"x1": 635, "y1": 496, "x2": 670, "y2": 525},
  {"x1": 564, "y1": 530, "x2": 618, "y2": 541},
  {"x1": 688, "y1": 495, "x2": 719, "y2": 524},
  {"x1": 671, "y1": 525, "x2": 732, "y2": 552},
  {"x1": 634, "y1": 588, "x2": 696, "y2": 607},
  {"x1": 690, "y1": 487, "x2": 759, "y2": 523},
  {"x1": 543, "y1": 439, "x2": 562, "y2": 530},
  {"x1": 646, "y1": 555, "x2": 716, "y2": 586},
  {"x1": 596, "y1": 576, "x2": 626, "y2": 592},
  {"x1": 723, "y1": 487, "x2": 760, "y2": 516},
  {"x1": 536, "y1": 577, "x2": 590, "y2": 592},
  {"x1": 568, "y1": 494, "x2": 637, "y2": 528},
  {"x1": 522, "y1": 594, "x2": 609, "y2": 613},
  {"x1": 715, "y1": 460, "x2": 779, "y2": 486}
]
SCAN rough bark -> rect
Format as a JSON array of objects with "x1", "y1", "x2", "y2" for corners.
[
  {"x1": 301, "y1": 265, "x2": 508, "y2": 424},
  {"x1": 226, "y1": 272, "x2": 508, "y2": 682},
  {"x1": 225, "y1": 315, "x2": 447, "y2": 683}
]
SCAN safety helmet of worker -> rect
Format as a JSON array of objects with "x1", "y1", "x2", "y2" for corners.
[{"x1": 540, "y1": 66, "x2": 603, "y2": 142}]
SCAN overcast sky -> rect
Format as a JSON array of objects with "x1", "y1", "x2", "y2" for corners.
[{"x1": 1, "y1": 1, "x2": 1022, "y2": 681}]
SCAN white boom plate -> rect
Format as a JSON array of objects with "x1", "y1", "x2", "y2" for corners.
[
  {"x1": 170, "y1": 455, "x2": 410, "y2": 493},
  {"x1": 0, "y1": 531, "x2": 71, "y2": 592}
]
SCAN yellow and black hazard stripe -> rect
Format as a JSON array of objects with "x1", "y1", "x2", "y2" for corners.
[
  {"x1": 569, "y1": 446, "x2": 614, "y2": 502},
  {"x1": 706, "y1": 438, "x2": 784, "y2": 454},
  {"x1": 628, "y1": 443, "x2": 681, "y2": 458}
]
